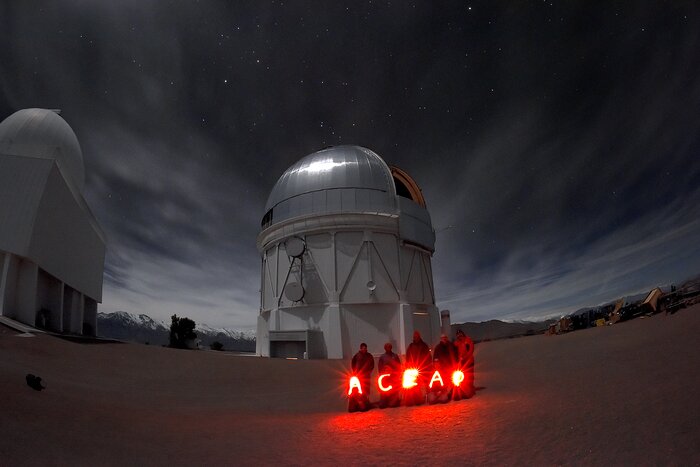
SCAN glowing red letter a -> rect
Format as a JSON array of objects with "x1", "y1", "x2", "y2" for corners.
[
  {"x1": 348, "y1": 376, "x2": 363, "y2": 396},
  {"x1": 429, "y1": 370, "x2": 444, "y2": 389}
]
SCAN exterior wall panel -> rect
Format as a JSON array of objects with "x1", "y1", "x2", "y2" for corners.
[
  {"x1": 0, "y1": 156, "x2": 53, "y2": 257},
  {"x1": 29, "y1": 166, "x2": 105, "y2": 301},
  {"x1": 335, "y1": 231, "x2": 363, "y2": 292},
  {"x1": 16, "y1": 259, "x2": 38, "y2": 325},
  {"x1": 83, "y1": 297, "x2": 97, "y2": 336},
  {"x1": 306, "y1": 233, "x2": 335, "y2": 295},
  {"x1": 0, "y1": 111, "x2": 105, "y2": 333},
  {"x1": 0, "y1": 253, "x2": 20, "y2": 318},
  {"x1": 340, "y1": 304, "x2": 400, "y2": 357},
  {"x1": 37, "y1": 268, "x2": 63, "y2": 331}
]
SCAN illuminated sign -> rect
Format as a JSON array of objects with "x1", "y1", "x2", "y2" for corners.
[
  {"x1": 377, "y1": 374, "x2": 393, "y2": 392},
  {"x1": 347, "y1": 376, "x2": 363, "y2": 396},
  {"x1": 428, "y1": 370, "x2": 444, "y2": 388},
  {"x1": 402, "y1": 368, "x2": 419, "y2": 389},
  {"x1": 347, "y1": 368, "x2": 470, "y2": 411}
]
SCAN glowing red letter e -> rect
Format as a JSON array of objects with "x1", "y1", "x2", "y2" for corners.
[{"x1": 402, "y1": 368, "x2": 419, "y2": 389}]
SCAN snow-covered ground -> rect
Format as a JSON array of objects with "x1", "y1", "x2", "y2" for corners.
[{"x1": 2, "y1": 305, "x2": 699, "y2": 465}]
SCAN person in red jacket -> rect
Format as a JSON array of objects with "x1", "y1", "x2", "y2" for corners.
[
  {"x1": 453, "y1": 329, "x2": 475, "y2": 399},
  {"x1": 348, "y1": 342, "x2": 375, "y2": 412},
  {"x1": 377, "y1": 342, "x2": 402, "y2": 408},
  {"x1": 405, "y1": 331, "x2": 431, "y2": 370},
  {"x1": 404, "y1": 331, "x2": 431, "y2": 405},
  {"x1": 351, "y1": 342, "x2": 375, "y2": 396},
  {"x1": 429, "y1": 334, "x2": 457, "y2": 403}
]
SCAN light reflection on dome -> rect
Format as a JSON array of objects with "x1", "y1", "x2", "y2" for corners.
[{"x1": 296, "y1": 159, "x2": 351, "y2": 174}]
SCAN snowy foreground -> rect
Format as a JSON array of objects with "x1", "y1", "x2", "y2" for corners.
[{"x1": 1, "y1": 306, "x2": 699, "y2": 465}]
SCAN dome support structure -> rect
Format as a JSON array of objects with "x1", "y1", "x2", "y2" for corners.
[
  {"x1": 0, "y1": 108, "x2": 105, "y2": 337},
  {"x1": 256, "y1": 145, "x2": 439, "y2": 359}
]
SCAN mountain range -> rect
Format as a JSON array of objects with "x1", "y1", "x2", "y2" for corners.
[
  {"x1": 97, "y1": 310, "x2": 552, "y2": 351},
  {"x1": 451, "y1": 318, "x2": 555, "y2": 342},
  {"x1": 97, "y1": 311, "x2": 256, "y2": 352}
]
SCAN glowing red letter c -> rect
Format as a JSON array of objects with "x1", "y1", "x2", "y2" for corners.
[{"x1": 378, "y1": 374, "x2": 393, "y2": 392}]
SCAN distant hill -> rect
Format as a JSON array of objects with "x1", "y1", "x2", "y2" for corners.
[
  {"x1": 97, "y1": 311, "x2": 256, "y2": 352},
  {"x1": 451, "y1": 319, "x2": 555, "y2": 342}
]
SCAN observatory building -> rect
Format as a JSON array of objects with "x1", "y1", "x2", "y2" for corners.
[
  {"x1": 0, "y1": 108, "x2": 106, "y2": 335},
  {"x1": 257, "y1": 145, "x2": 439, "y2": 359}
]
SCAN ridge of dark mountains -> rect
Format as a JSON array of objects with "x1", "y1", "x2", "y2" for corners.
[
  {"x1": 451, "y1": 319, "x2": 555, "y2": 342},
  {"x1": 449, "y1": 275, "x2": 700, "y2": 343},
  {"x1": 97, "y1": 311, "x2": 255, "y2": 352}
]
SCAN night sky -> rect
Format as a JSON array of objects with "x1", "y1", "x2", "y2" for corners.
[{"x1": 2, "y1": 1, "x2": 699, "y2": 329}]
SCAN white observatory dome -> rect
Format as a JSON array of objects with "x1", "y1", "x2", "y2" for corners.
[
  {"x1": 0, "y1": 108, "x2": 85, "y2": 191},
  {"x1": 262, "y1": 145, "x2": 397, "y2": 228},
  {"x1": 256, "y1": 144, "x2": 439, "y2": 359}
]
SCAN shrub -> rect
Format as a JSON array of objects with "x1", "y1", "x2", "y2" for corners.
[{"x1": 169, "y1": 314, "x2": 197, "y2": 349}]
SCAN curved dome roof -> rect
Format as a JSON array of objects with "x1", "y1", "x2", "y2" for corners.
[
  {"x1": 262, "y1": 145, "x2": 398, "y2": 229},
  {"x1": 265, "y1": 145, "x2": 395, "y2": 212},
  {"x1": 0, "y1": 108, "x2": 85, "y2": 191}
]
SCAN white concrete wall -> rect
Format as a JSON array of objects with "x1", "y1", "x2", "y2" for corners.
[
  {"x1": 30, "y1": 165, "x2": 105, "y2": 302},
  {"x1": 440, "y1": 309, "x2": 451, "y2": 337},
  {"x1": 258, "y1": 213, "x2": 438, "y2": 359},
  {"x1": 66, "y1": 289, "x2": 84, "y2": 334},
  {"x1": 0, "y1": 157, "x2": 53, "y2": 258},
  {"x1": 262, "y1": 229, "x2": 435, "y2": 311},
  {"x1": 0, "y1": 253, "x2": 20, "y2": 319},
  {"x1": 0, "y1": 251, "x2": 7, "y2": 316},
  {"x1": 324, "y1": 304, "x2": 342, "y2": 359},
  {"x1": 36, "y1": 268, "x2": 63, "y2": 331},
  {"x1": 1, "y1": 156, "x2": 105, "y2": 334},
  {"x1": 62, "y1": 285, "x2": 76, "y2": 333},
  {"x1": 278, "y1": 305, "x2": 326, "y2": 331},
  {"x1": 340, "y1": 303, "x2": 400, "y2": 358},
  {"x1": 1, "y1": 251, "x2": 96, "y2": 336},
  {"x1": 83, "y1": 297, "x2": 97, "y2": 336},
  {"x1": 256, "y1": 313, "x2": 270, "y2": 356},
  {"x1": 16, "y1": 259, "x2": 38, "y2": 325}
]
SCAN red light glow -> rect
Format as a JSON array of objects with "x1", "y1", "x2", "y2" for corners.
[
  {"x1": 402, "y1": 368, "x2": 419, "y2": 389},
  {"x1": 377, "y1": 374, "x2": 393, "y2": 392},
  {"x1": 428, "y1": 370, "x2": 444, "y2": 388},
  {"x1": 348, "y1": 376, "x2": 363, "y2": 396},
  {"x1": 452, "y1": 370, "x2": 465, "y2": 387}
]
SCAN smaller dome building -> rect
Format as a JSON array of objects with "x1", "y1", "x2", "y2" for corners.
[
  {"x1": 0, "y1": 108, "x2": 85, "y2": 191},
  {"x1": 257, "y1": 146, "x2": 439, "y2": 359},
  {"x1": 0, "y1": 109, "x2": 105, "y2": 335}
]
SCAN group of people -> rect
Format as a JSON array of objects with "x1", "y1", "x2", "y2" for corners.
[{"x1": 349, "y1": 330, "x2": 475, "y2": 411}]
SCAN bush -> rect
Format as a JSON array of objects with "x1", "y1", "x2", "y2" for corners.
[
  {"x1": 210, "y1": 341, "x2": 224, "y2": 351},
  {"x1": 169, "y1": 314, "x2": 197, "y2": 349}
]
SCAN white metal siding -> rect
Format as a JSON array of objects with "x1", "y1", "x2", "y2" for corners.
[
  {"x1": 0, "y1": 156, "x2": 53, "y2": 256},
  {"x1": 28, "y1": 166, "x2": 105, "y2": 301}
]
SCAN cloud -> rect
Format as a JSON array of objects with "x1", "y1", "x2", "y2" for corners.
[
  {"x1": 2, "y1": 2, "x2": 698, "y2": 329},
  {"x1": 437, "y1": 187, "x2": 700, "y2": 323}
]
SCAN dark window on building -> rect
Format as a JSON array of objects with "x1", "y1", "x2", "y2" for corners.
[{"x1": 261, "y1": 209, "x2": 273, "y2": 229}]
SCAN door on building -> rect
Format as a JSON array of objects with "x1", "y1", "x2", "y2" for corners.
[
  {"x1": 270, "y1": 340, "x2": 306, "y2": 358},
  {"x1": 412, "y1": 310, "x2": 434, "y2": 346}
]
